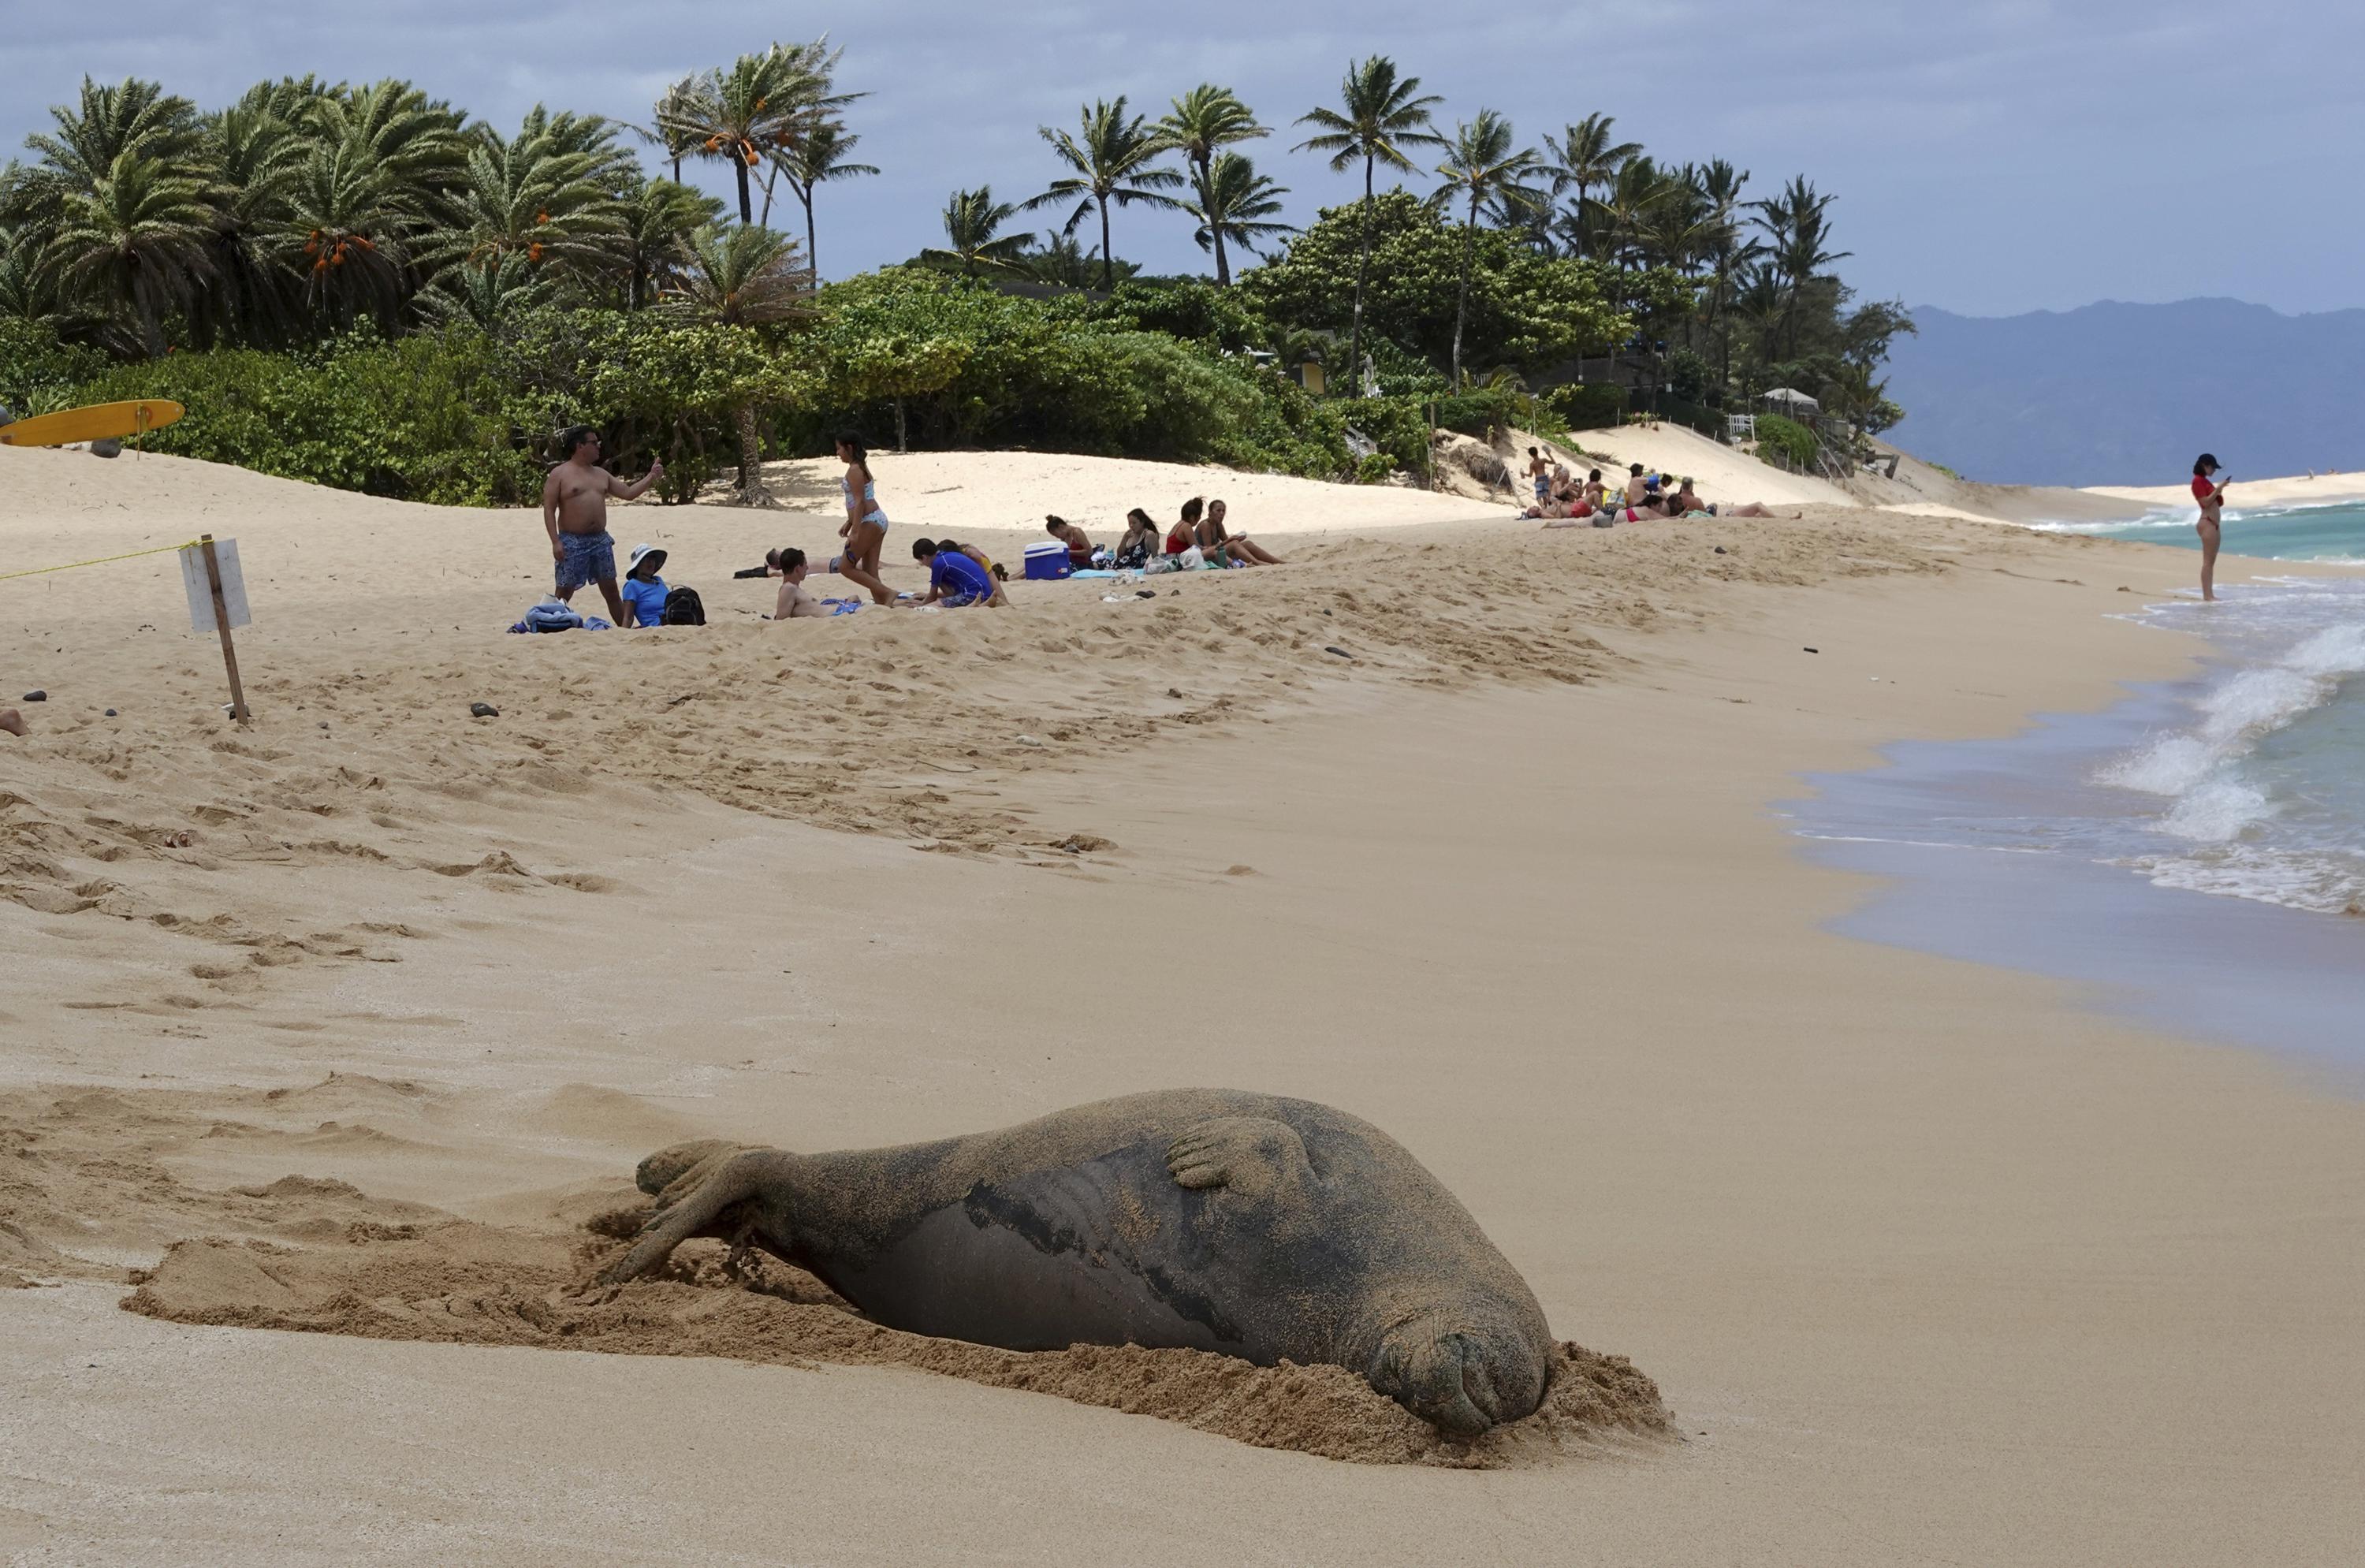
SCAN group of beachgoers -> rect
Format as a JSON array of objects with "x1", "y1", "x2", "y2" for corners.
[
  {"x1": 1522, "y1": 449, "x2": 1787, "y2": 526},
  {"x1": 535, "y1": 424, "x2": 1291, "y2": 626}
]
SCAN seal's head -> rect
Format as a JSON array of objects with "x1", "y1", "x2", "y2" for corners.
[{"x1": 1366, "y1": 1298, "x2": 1551, "y2": 1437}]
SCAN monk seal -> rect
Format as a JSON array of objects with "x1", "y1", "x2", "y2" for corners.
[{"x1": 603, "y1": 1088, "x2": 1555, "y2": 1436}]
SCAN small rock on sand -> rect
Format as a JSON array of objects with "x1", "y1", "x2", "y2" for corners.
[{"x1": 469, "y1": 702, "x2": 499, "y2": 718}]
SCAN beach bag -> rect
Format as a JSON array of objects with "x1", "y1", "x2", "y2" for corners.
[{"x1": 661, "y1": 586, "x2": 706, "y2": 626}]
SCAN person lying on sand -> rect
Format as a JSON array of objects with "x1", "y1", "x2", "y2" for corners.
[
  {"x1": 542, "y1": 425, "x2": 661, "y2": 627},
  {"x1": 911, "y1": 538, "x2": 1007, "y2": 607},
  {"x1": 620, "y1": 544, "x2": 670, "y2": 628},
  {"x1": 1721, "y1": 501, "x2": 1798, "y2": 519},
  {"x1": 1, "y1": 708, "x2": 24, "y2": 738},
  {"x1": 1115, "y1": 508, "x2": 1161, "y2": 569},
  {"x1": 771, "y1": 548, "x2": 827, "y2": 619},
  {"x1": 1670, "y1": 479, "x2": 1714, "y2": 518},
  {"x1": 1045, "y1": 516, "x2": 1095, "y2": 568},
  {"x1": 1201, "y1": 499, "x2": 1284, "y2": 566}
]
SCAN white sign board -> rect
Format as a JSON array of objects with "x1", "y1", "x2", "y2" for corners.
[{"x1": 179, "y1": 539, "x2": 250, "y2": 634}]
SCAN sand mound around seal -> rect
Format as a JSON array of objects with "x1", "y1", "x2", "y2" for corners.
[{"x1": 125, "y1": 1220, "x2": 1672, "y2": 1467}]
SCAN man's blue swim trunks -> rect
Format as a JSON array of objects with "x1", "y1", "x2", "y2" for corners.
[{"x1": 556, "y1": 531, "x2": 616, "y2": 593}]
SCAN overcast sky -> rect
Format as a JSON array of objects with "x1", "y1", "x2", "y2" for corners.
[{"x1": 8, "y1": 0, "x2": 2359, "y2": 318}]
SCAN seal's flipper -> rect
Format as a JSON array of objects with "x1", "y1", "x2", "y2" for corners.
[
  {"x1": 636, "y1": 1138, "x2": 750, "y2": 1197},
  {"x1": 1165, "y1": 1116, "x2": 1315, "y2": 1201},
  {"x1": 601, "y1": 1149, "x2": 777, "y2": 1285}
]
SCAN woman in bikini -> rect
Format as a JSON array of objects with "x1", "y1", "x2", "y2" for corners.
[
  {"x1": 1201, "y1": 498, "x2": 1284, "y2": 566},
  {"x1": 834, "y1": 433, "x2": 895, "y2": 605},
  {"x1": 2192, "y1": 453, "x2": 2229, "y2": 602},
  {"x1": 1116, "y1": 508, "x2": 1161, "y2": 568}
]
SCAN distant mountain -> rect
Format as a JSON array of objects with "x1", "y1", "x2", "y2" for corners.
[{"x1": 1882, "y1": 299, "x2": 2365, "y2": 488}]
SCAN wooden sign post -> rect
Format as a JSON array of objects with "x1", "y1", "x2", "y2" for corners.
[{"x1": 182, "y1": 534, "x2": 251, "y2": 724}]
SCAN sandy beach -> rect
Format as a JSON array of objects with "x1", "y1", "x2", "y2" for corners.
[{"x1": 5, "y1": 444, "x2": 2363, "y2": 1564}]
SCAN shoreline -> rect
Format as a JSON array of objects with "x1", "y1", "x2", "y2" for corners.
[{"x1": 5, "y1": 453, "x2": 2363, "y2": 1561}]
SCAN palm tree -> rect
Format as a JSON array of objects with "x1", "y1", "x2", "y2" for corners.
[
  {"x1": 659, "y1": 47, "x2": 826, "y2": 224},
  {"x1": 1541, "y1": 114, "x2": 1640, "y2": 259},
  {"x1": 920, "y1": 185, "x2": 1029, "y2": 277},
  {"x1": 1154, "y1": 84, "x2": 1266, "y2": 285},
  {"x1": 48, "y1": 149, "x2": 216, "y2": 356},
  {"x1": 664, "y1": 222, "x2": 810, "y2": 504},
  {"x1": 619, "y1": 177, "x2": 721, "y2": 309},
  {"x1": 1591, "y1": 155, "x2": 1675, "y2": 270},
  {"x1": 1023, "y1": 97, "x2": 1183, "y2": 290},
  {"x1": 776, "y1": 120, "x2": 876, "y2": 280},
  {"x1": 1752, "y1": 176, "x2": 1849, "y2": 357},
  {"x1": 646, "y1": 74, "x2": 705, "y2": 182},
  {"x1": 419, "y1": 249, "x2": 553, "y2": 327},
  {"x1": 437, "y1": 108, "x2": 625, "y2": 288},
  {"x1": 1426, "y1": 110, "x2": 1544, "y2": 389},
  {"x1": 274, "y1": 132, "x2": 423, "y2": 333},
  {"x1": 188, "y1": 100, "x2": 307, "y2": 348},
  {"x1": 25, "y1": 77, "x2": 206, "y2": 197},
  {"x1": 1015, "y1": 229, "x2": 1135, "y2": 289},
  {"x1": 1183, "y1": 153, "x2": 1291, "y2": 285},
  {"x1": 1694, "y1": 160, "x2": 1755, "y2": 388},
  {"x1": 1291, "y1": 56, "x2": 1445, "y2": 393}
]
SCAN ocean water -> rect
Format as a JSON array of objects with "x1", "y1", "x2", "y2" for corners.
[
  {"x1": 1787, "y1": 542, "x2": 2365, "y2": 1071},
  {"x1": 2076, "y1": 498, "x2": 2365, "y2": 562}
]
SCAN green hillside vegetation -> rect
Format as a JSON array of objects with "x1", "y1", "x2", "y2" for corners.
[{"x1": 0, "y1": 51, "x2": 1912, "y2": 505}]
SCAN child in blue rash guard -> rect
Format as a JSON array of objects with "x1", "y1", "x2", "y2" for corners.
[
  {"x1": 910, "y1": 538, "x2": 1008, "y2": 607},
  {"x1": 620, "y1": 543, "x2": 669, "y2": 627}
]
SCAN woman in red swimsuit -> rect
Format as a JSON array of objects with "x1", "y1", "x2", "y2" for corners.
[{"x1": 2191, "y1": 453, "x2": 2228, "y2": 602}]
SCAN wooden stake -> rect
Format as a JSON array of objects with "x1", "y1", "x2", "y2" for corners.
[{"x1": 199, "y1": 534, "x2": 249, "y2": 724}]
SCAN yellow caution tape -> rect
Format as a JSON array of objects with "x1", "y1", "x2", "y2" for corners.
[{"x1": 0, "y1": 539, "x2": 203, "y2": 583}]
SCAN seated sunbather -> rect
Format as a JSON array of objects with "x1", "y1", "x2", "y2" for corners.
[
  {"x1": 1116, "y1": 508, "x2": 1160, "y2": 568},
  {"x1": 1045, "y1": 516, "x2": 1094, "y2": 568},
  {"x1": 911, "y1": 538, "x2": 1008, "y2": 607},
  {"x1": 1201, "y1": 499, "x2": 1283, "y2": 566},
  {"x1": 620, "y1": 543, "x2": 670, "y2": 628}
]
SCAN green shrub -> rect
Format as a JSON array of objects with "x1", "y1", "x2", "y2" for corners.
[
  {"x1": 1545, "y1": 382, "x2": 1625, "y2": 432},
  {"x1": 1754, "y1": 412, "x2": 1819, "y2": 470},
  {"x1": 0, "y1": 320, "x2": 108, "y2": 418},
  {"x1": 64, "y1": 331, "x2": 528, "y2": 504},
  {"x1": 1431, "y1": 386, "x2": 1530, "y2": 441}
]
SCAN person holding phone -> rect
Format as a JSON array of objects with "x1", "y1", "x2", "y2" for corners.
[{"x1": 2192, "y1": 453, "x2": 2229, "y2": 602}]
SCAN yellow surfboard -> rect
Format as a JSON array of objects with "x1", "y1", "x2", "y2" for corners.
[{"x1": 0, "y1": 399, "x2": 184, "y2": 448}]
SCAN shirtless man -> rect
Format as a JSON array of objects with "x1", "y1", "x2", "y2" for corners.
[
  {"x1": 1526, "y1": 447, "x2": 1551, "y2": 508},
  {"x1": 1622, "y1": 464, "x2": 1652, "y2": 509},
  {"x1": 772, "y1": 547, "x2": 828, "y2": 619},
  {"x1": 542, "y1": 426, "x2": 661, "y2": 626}
]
